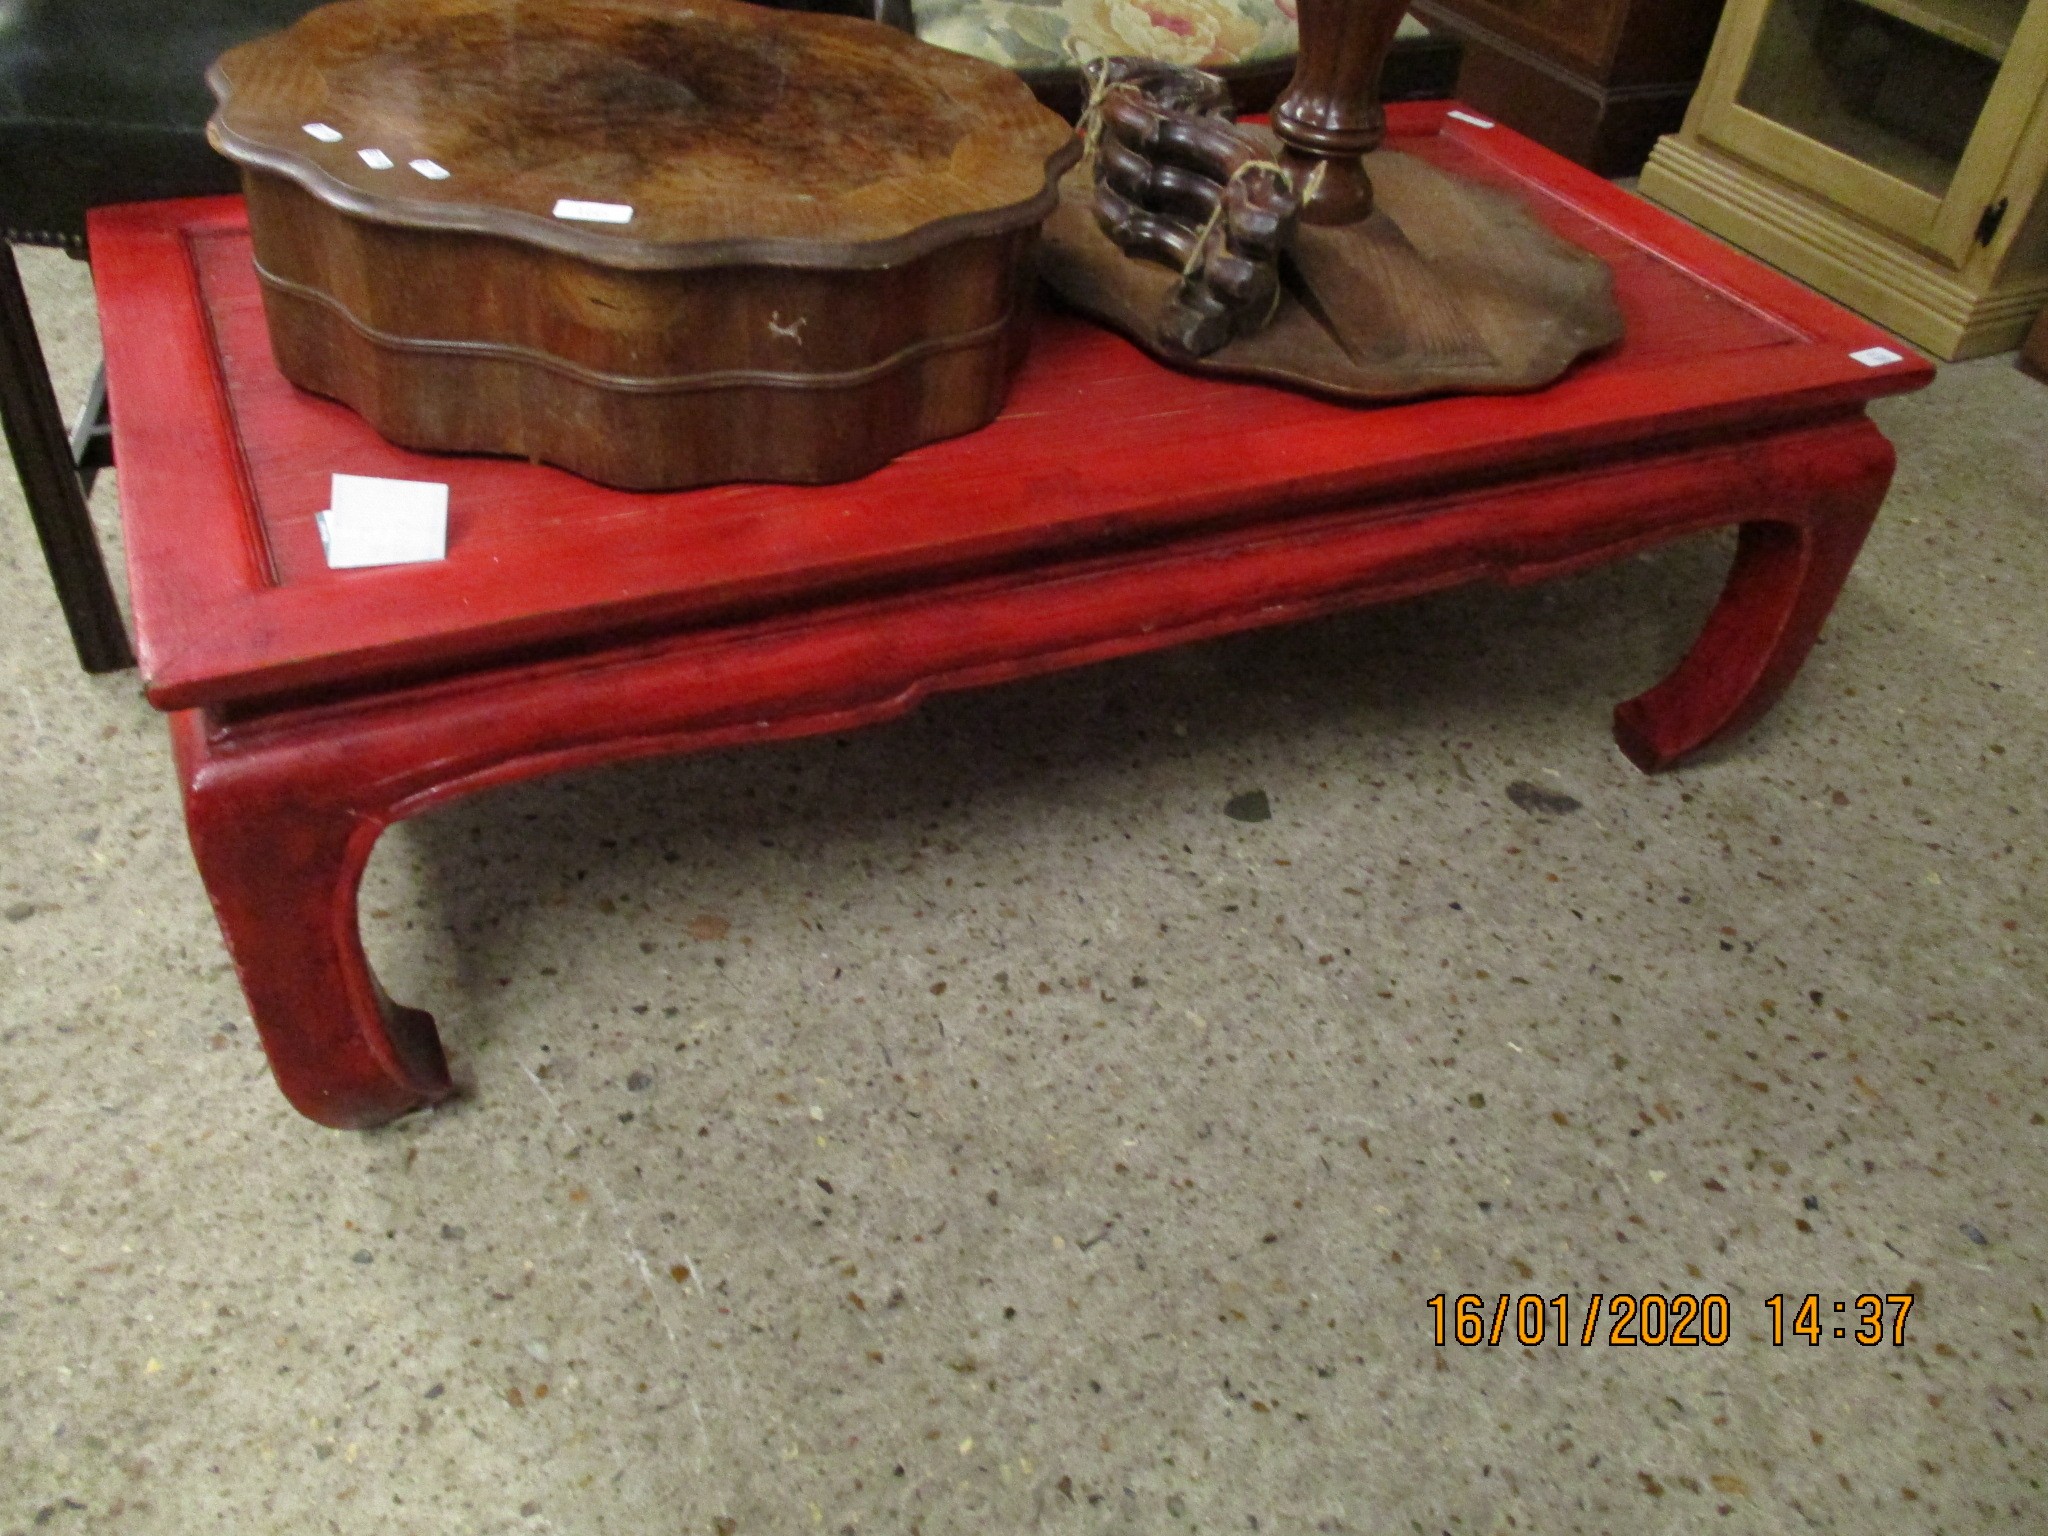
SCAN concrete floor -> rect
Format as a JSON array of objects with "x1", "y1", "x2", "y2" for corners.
[{"x1": 2, "y1": 240, "x2": 2043, "y2": 1535}]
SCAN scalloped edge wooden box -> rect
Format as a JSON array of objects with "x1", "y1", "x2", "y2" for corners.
[
  {"x1": 243, "y1": 175, "x2": 1045, "y2": 490},
  {"x1": 208, "y1": 0, "x2": 1079, "y2": 490}
]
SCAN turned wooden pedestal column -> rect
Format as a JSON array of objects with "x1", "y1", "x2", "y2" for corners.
[{"x1": 1270, "y1": 0, "x2": 1414, "y2": 223}]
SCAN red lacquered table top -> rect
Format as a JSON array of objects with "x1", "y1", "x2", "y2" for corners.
[{"x1": 89, "y1": 103, "x2": 1932, "y2": 713}]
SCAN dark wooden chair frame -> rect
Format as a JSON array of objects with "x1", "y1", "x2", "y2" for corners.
[{"x1": 0, "y1": 243, "x2": 130, "y2": 672}]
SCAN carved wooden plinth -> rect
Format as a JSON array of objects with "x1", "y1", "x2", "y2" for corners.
[
  {"x1": 207, "y1": 0, "x2": 1078, "y2": 489},
  {"x1": 1064, "y1": 3, "x2": 1618, "y2": 389},
  {"x1": 1048, "y1": 134, "x2": 1622, "y2": 397}
]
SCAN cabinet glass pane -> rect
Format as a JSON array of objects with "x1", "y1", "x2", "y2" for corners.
[{"x1": 1737, "y1": 0, "x2": 2020, "y2": 195}]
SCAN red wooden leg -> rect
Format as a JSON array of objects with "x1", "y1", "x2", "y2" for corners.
[
  {"x1": 172, "y1": 714, "x2": 453, "y2": 1128},
  {"x1": 1612, "y1": 425, "x2": 1894, "y2": 773}
]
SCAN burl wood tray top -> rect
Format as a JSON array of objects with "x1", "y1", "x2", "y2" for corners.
[{"x1": 207, "y1": 0, "x2": 1079, "y2": 489}]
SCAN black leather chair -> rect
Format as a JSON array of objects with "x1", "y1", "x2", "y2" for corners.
[{"x1": 2, "y1": 0, "x2": 333, "y2": 672}]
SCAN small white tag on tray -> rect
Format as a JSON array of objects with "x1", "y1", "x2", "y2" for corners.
[
  {"x1": 553, "y1": 198, "x2": 634, "y2": 224},
  {"x1": 1850, "y1": 346, "x2": 1905, "y2": 367},
  {"x1": 318, "y1": 474, "x2": 449, "y2": 569},
  {"x1": 1447, "y1": 110, "x2": 1496, "y2": 129}
]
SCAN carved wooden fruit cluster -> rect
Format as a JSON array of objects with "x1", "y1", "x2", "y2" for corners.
[{"x1": 1085, "y1": 60, "x2": 1300, "y2": 360}]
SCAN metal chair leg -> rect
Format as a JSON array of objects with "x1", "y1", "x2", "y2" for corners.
[
  {"x1": 0, "y1": 244, "x2": 133, "y2": 673},
  {"x1": 71, "y1": 363, "x2": 113, "y2": 497}
]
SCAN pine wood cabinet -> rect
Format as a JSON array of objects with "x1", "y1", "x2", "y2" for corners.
[
  {"x1": 1642, "y1": 0, "x2": 2048, "y2": 357},
  {"x1": 1408, "y1": 0, "x2": 1729, "y2": 174}
]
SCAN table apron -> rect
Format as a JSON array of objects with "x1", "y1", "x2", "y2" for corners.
[{"x1": 177, "y1": 412, "x2": 1892, "y2": 825}]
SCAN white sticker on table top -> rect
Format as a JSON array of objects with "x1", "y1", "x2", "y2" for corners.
[
  {"x1": 410, "y1": 159, "x2": 451, "y2": 180},
  {"x1": 1850, "y1": 346, "x2": 1906, "y2": 367},
  {"x1": 357, "y1": 147, "x2": 395, "y2": 169},
  {"x1": 318, "y1": 474, "x2": 449, "y2": 570},
  {"x1": 1447, "y1": 110, "x2": 1496, "y2": 129},
  {"x1": 303, "y1": 122, "x2": 344, "y2": 143},
  {"x1": 553, "y1": 198, "x2": 634, "y2": 224}
]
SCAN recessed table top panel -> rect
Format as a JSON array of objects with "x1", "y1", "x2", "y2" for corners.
[
  {"x1": 205, "y1": 0, "x2": 1074, "y2": 266},
  {"x1": 94, "y1": 105, "x2": 1933, "y2": 712}
]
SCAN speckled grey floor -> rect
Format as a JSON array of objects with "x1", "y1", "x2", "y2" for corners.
[{"x1": 2, "y1": 241, "x2": 2043, "y2": 1536}]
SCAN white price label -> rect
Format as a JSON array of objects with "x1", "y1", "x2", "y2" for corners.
[
  {"x1": 318, "y1": 475, "x2": 449, "y2": 570},
  {"x1": 553, "y1": 199, "x2": 634, "y2": 224}
]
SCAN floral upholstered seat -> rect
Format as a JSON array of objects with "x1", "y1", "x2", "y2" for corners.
[
  {"x1": 915, "y1": 0, "x2": 1303, "y2": 72},
  {"x1": 918, "y1": 0, "x2": 1431, "y2": 75}
]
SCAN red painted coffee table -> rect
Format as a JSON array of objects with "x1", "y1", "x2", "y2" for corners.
[{"x1": 91, "y1": 104, "x2": 1931, "y2": 1129}]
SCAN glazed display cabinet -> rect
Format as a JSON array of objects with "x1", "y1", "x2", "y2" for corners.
[{"x1": 1642, "y1": 0, "x2": 2048, "y2": 357}]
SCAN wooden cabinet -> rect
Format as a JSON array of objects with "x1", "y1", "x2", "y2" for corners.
[
  {"x1": 1642, "y1": 0, "x2": 2048, "y2": 357},
  {"x1": 1408, "y1": 0, "x2": 1729, "y2": 174}
]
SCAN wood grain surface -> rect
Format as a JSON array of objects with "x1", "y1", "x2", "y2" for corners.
[{"x1": 207, "y1": 0, "x2": 1077, "y2": 265}]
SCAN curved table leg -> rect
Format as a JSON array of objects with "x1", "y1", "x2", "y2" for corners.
[
  {"x1": 1612, "y1": 426, "x2": 1895, "y2": 774},
  {"x1": 173, "y1": 714, "x2": 453, "y2": 1129},
  {"x1": 156, "y1": 417, "x2": 1898, "y2": 1123}
]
